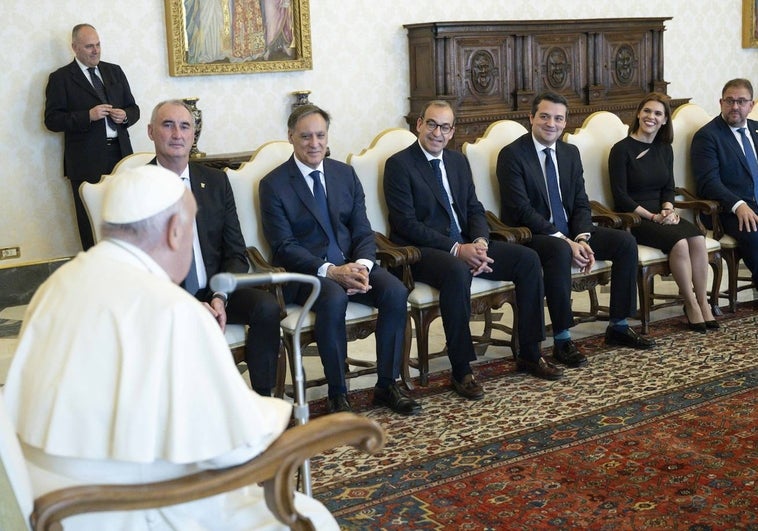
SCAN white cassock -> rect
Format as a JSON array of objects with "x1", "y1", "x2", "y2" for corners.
[{"x1": 3, "y1": 239, "x2": 338, "y2": 530}]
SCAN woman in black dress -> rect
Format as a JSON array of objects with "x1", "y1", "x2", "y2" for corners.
[{"x1": 609, "y1": 93, "x2": 718, "y2": 332}]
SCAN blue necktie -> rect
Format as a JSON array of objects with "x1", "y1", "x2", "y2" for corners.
[
  {"x1": 87, "y1": 67, "x2": 117, "y2": 130},
  {"x1": 737, "y1": 128, "x2": 758, "y2": 202},
  {"x1": 430, "y1": 159, "x2": 462, "y2": 242},
  {"x1": 183, "y1": 252, "x2": 200, "y2": 295},
  {"x1": 310, "y1": 170, "x2": 344, "y2": 265},
  {"x1": 544, "y1": 147, "x2": 569, "y2": 236}
]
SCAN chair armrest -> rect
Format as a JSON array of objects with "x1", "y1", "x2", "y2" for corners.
[
  {"x1": 374, "y1": 232, "x2": 420, "y2": 291},
  {"x1": 245, "y1": 246, "x2": 287, "y2": 311},
  {"x1": 485, "y1": 211, "x2": 532, "y2": 243},
  {"x1": 589, "y1": 200, "x2": 639, "y2": 229},
  {"x1": 674, "y1": 187, "x2": 720, "y2": 236},
  {"x1": 32, "y1": 413, "x2": 384, "y2": 531}
]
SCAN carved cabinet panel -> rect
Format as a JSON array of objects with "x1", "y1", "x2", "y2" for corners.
[{"x1": 405, "y1": 18, "x2": 688, "y2": 150}]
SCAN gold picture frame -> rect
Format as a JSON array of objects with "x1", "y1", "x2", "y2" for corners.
[
  {"x1": 743, "y1": 0, "x2": 758, "y2": 48},
  {"x1": 164, "y1": 0, "x2": 312, "y2": 76}
]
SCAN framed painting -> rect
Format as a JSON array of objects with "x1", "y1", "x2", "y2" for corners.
[
  {"x1": 164, "y1": 0, "x2": 312, "y2": 76},
  {"x1": 743, "y1": 0, "x2": 758, "y2": 48}
]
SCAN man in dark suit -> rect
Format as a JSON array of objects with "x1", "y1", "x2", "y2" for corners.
[
  {"x1": 45, "y1": 23, "x2": 140, "y2": 250},
  {"x1": 148, "y1": 100, "x2": 281, "y2": 397},
  {"x1": 384, "y1": 100, "x2": 558, "y2": 399},
  {"x1": 692, "y1": 78, "x2": 758, "y2": 284},
  {"x1": 497, "y1": 91, "x2": 655, "y2": 359},
  {"x1": 259, "y1": 104, "x2": 418, "y2": 415}
]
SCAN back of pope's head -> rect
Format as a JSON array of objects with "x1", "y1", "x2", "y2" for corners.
[{"x1": 103, "y1": 165, "x2": 186, "y2": 225}]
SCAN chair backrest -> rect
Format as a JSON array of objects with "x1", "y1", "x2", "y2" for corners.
[
  {"x1": 462, "y1": 120, "x2": 528, "y2": 216},
  {"x1": 563, "y1": 111, "x2": 629, "y2": 206},
  {"x1": 749, "y1": 100, "x2": 758, "y2": 121},
  {"x1": 0, "y1": 392, "x2": 33, "y2": 530},
  {"x1": 671, "y1": 103, "x2": 712, "y2": 191},
  {"x1": 112, "y1": 152, "x2": 155, "y2": 173},
  {"x1": 347, "y1": 128, "x2": 417, "y2": 235},
  {"x1": 226, "y1": 141, "x2": 294, "y2": 257},
  {"x1": 79, "y1": 175, "x2": 115, "y2": 244}
]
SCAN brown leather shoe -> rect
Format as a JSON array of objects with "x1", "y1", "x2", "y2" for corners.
[
  {"x1": 451, "y1": 374, "x2": 485, "y2": 400},
  {"x1": 516, "y1": 357, "x2": 564, "y2": 381}
]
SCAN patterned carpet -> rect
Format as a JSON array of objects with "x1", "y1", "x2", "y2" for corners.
[{"x1": 309, "y1": 305, "x2": 758, "y2": 530}]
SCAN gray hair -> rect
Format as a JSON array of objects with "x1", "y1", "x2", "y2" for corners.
[{"x1": 150, "y1": 99, "x2": 196, "y2": 128}]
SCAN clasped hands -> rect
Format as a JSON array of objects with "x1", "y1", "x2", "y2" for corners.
[
  {"x1": 567, "y1": 239, "x2": 595, "y2": 274},
  {"x1": 89, "y1": 104, "x2": 127, "y2": 124},
  {"x1": 651, "y1": 207, "x2": 679, "y2": 225},
  {"x1": 457, "y1": 241, "x2": 494, "y2": 276},
  {"x1": 327, "y1": 263, "x2": 371, "y2": 295}
]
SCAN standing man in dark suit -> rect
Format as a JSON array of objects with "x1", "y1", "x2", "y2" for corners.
[
  {"x1": 692, "y1": 78, "x2": 758, "y2": 284},
  {"x1": 45, "y1": 23, "x2": 140, "y2": 250},
  {"x1": 259, "y1": 104, "x2": 418, "y2": 415},
  {"x1": 497, "y1": 91, "x2": 655, "y2": 358},
  {"x1": 148, "y1": 100, "x2": 281, "y2": 397},
  {"x1": 384, "y1": 100, "x2": 559, "y2": 400}
]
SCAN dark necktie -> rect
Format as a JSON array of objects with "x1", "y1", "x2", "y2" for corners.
[
  {"x1": 87, "y1": 67, "x2": 117, "y2": 130},
  {"x1": 181, "y1": 178, "x2": 201, "y2": 295},
  {"x1": 310, "y1": 170, "x2": 344, "y2": 265},
  {"x1": 430, "y1": 159, "x2": 462, "y2": 242},
  {"x1": 737, "y1": 128, "x2": 758, "y2": 201},
  {"x1": 543, "y1": 147, "x2": 569, "y2": 236}
]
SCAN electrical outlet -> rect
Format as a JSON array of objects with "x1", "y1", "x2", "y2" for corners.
[{"x1": 0, "y1": 246, "x2": 20, "y2": 260}]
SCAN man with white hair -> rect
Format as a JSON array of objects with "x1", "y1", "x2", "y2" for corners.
[{"x1": 3, "y1": 166, "x2": 337, "y2": 530}]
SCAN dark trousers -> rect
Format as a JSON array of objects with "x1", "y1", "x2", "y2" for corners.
[
  {"x1": 286, "y1": 266, "x2": 408, "y2": 394},
  {"x1": 69, "y1": 142, "x2": 123, "y2": 250},
  {"x1": 526, "y1": 227, "x2": 638, "y2": 332},
  {"x1": 226, "y1": 287, "x2": 282, "y2": 395},
  {"x1": 411, "y1": 240, "x2": 545, "y2": 366},
  {"x1": 721, "y1": 211, "x2": 758, "y2": 284}
]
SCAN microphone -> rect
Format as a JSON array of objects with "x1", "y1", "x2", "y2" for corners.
[{"x1": 210, "y1": 272, "x2": 284, "y2": 293}]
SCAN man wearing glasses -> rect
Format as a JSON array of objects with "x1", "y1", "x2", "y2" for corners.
[
  {"x1": 384, "y1": 100, "x2": 556, "y2": 401},
  {"x1": 692, "y1": 78, "x2": 758, "y2": 284}
]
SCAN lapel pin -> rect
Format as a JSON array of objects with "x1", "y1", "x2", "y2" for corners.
[{"x1": 201, "y1": 182, "x2": 206, "y2": 189}]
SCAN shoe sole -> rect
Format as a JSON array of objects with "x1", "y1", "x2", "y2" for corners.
[{"x1": 450, "y1": 384, "x2": 484, "y2": 401}]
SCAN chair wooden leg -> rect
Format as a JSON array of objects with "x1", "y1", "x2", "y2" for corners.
[
  {"x1": 412, "y1": 314, "x2": 433, "y2": 387},
  {"x1": 637, "y1": 271, "x2": 653, "y2": 335},
  {"x1": 708, "y1": 253, "x2": 723, "y2": 317}
]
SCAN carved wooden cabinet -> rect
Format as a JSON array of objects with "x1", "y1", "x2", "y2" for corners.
[{"x1": 405, "y1": 18, "x2": 689, "y2": 149}]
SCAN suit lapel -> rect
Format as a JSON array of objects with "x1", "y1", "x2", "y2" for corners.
[
  {"x1": 412, "y1": 145, "x2": 450, "y2": 213},
  {"x1": 68, "y1": 60, "x2": 100, "y2": 100},
  {"x1": 523, "y1": 137, "x2": 550, "y2": 209},
  {"x1": 554, "y1": 143, "x2": 573, "y2": 209},
  {"x1": 287, "y1": 158, "x2": 334, "y2": 237}
]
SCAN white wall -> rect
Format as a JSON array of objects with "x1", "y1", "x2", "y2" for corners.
[{"x1": 1, "y1": 0, "x2": 757, "y2": 265}]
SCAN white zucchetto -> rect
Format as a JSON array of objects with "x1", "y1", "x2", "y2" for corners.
[{"x1": 103, "y1": 165, "x2": 186, "y2": 224}]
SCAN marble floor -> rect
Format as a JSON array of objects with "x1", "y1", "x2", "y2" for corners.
[{"x1": 1, "y1": 270, "x2": 756, "y2": 403}]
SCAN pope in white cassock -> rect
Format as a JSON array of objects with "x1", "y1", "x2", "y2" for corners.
[{"x1": 2, "y1": 165, "x2": 338, "y2": 530}]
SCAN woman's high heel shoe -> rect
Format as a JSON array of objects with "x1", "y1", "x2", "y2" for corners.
[
  {"x1": 705, "y1": 319, "x2": 720, "y2": 330},
  {"x1": 683, "y1": 305, "x2": 707, "y2": 333}
]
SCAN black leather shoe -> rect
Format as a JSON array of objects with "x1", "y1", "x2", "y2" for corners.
[
  {"x1": 373, "y1": 383, "x2": 421, "y2": 415},
  {"x1": 327, "y1": 394, "x2": 352, "y2": 414},
  {"x1": 553, "y1": 340, "x2": 588, "y2": 367},
  {"x1": 705, "y1": 320, "x2": 720, "y2": 330},
  {"x1": 516, "y1": 357, "x2": 564, "y2": 380},
  {"x1": 451, "y1": 374, "x2": 485, "y2": 400},
  {"x1": 604, "y1": 326, "x2": 656, "y2": 349},
  {"x1": 683, "y1": 305, "x2": 707, "y2": 334}
]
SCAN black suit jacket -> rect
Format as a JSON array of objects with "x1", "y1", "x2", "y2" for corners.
[
  {"x1": 259, "y1": 155, "x2": 376, "y2": 274},
  {"x1": 496, "y1": 133, "x2": 594, "y2": 238},
  {"x1": 45, "y1": 60, "x2": 139, "y2": 182},
  {"x1": 692, "y1": 115, "x2": 758, "y2": 212},
  {"x1": 383, "y1": 141, "x2": 490, "y2": 249},
  {"x1": 150, "y1": 160, "x2": 249, "y2": 301}
]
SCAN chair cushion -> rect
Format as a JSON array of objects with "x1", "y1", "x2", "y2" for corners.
[
  {"x1": 280, "y1": 302, "x2": 378, "y2": 332},
  {"x1": 571, "y1": 258, "x2": 612, "y2": 275},
  {"x1": 407, "y1": 278, "x2": 513, "y2": 309},
  {"x1": 224, "y1": 324, "x2": 247, "y2": 349}
]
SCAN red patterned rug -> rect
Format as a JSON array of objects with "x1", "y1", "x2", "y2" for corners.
[{"x1": 309, "y1": 304, "x2": 758, "y2": 529}]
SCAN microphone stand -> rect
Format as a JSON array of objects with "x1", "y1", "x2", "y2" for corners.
[{"x1": 210, "y1": 272, "x2": 320, "y2": 496}]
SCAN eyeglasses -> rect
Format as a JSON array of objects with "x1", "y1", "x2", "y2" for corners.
[
  {"x1": 722, "y1": 97, "x2": 752, "y2": 107},
  {"x1": 423, "y1": 119, "x2": 454, "y2": 135}
]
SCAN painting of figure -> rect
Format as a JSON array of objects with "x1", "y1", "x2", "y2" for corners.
[{"x1": 165, "y1": 0, "x2": 311, "y2": 75}]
